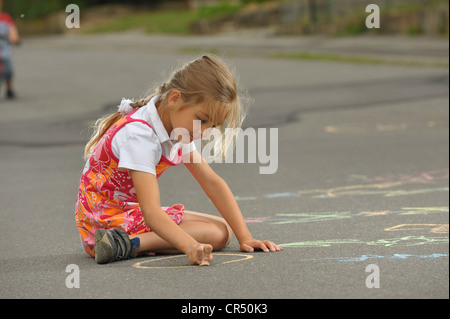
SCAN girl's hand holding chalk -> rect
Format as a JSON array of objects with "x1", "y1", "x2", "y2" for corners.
[{"x1": 187, "y1": 243, "x2": 213, "y2": 266}]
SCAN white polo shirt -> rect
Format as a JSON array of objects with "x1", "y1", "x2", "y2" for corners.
[{"x1": 111, "y1": 96, "x2": 196, "y2": 176}]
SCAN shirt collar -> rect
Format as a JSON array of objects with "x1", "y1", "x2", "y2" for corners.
[
  {"x1": 144, "y1": 96, "x2": 185, "y2": 162},
  {"x1": 144, "y1": 95, "x2": 171, "y2": 144}
]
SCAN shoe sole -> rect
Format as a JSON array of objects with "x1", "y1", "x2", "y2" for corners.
[{"x1": 94, "y1": 229, "x2": 117, "y2": 264}]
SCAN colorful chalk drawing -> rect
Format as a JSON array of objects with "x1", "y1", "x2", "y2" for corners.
[
  {"x1": 324, "y1": 121, "x2": 441, "y2": 134},
  {"x1": 132, "y1": 253, "x2": 254, "y2": 269},
  {"x1": 385, "y1": 224, "x2": 449, "y2": 234},
  {"x1": 244, "y1": 207, "x2": 449, "y2": 225},
  {"x1": 279, "y1": 236, "x2": 449, "y2": 248},
  {"x1": 239, "y1": 170, "x2": 450, "y2": 267},
  {"x1": 300, "y1": 253, "x2": 448, "y2": 263},
  {"x1": 235, "y1": 169, "x2": 449, "y2": 200},
  {"x1": 302, "y1": 186, "x2": 448, "y2": 199},
  {"x1": 349, "y1": 169, "x2": 448, "y2": 185}
]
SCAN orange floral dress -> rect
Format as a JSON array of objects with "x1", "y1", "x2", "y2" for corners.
[{"x1": 75, "y1": 113, "x2": 184, "y2": 257}]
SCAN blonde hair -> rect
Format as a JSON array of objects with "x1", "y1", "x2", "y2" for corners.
[{"x1": 84, "y1": 54, "x2": 249, "y2": 160}]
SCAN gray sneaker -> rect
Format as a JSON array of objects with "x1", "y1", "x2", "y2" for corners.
[{"x1": 94, "y1": 228, "x2": 139, "y2": 264}]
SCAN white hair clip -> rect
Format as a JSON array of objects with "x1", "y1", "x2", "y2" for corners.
[{"x1": 118, "y1": 98, "x2": 135, "y2": 116}]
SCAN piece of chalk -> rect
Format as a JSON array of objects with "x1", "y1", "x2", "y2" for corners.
[{"x1": 199, "y1": 248, "x2": 210, "y2": 266}]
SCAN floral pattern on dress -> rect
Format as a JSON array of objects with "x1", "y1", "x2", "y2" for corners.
[{"x1": 75, "y1": 114, "x2": 183, "y2": 257}]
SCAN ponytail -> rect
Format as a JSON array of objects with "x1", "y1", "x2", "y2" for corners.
[{"x1": 84, "y1": 112, "x2": 122, "y2": 160}]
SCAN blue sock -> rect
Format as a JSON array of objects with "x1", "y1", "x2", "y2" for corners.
[
  {"x1": 130, "y1": 237, "x2": 140, "y2": 258},
  {"x1": 130, "y1": 237, "x2": 140, "y2": 249}
]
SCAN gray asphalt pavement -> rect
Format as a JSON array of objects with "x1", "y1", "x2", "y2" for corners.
[{"x1": 0, "y1": 31, "x2": 448, "y2": 301}]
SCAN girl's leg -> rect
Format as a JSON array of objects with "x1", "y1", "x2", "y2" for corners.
[{"x1": 130, "y1": 211, "x2": 233, "y2": 254}]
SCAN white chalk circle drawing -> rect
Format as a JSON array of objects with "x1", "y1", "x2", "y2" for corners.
[{"x1": 132, "y1": 253, "x2": 254, "y2": 269}]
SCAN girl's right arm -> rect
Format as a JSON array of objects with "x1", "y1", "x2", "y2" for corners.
[{"x1": 130, "y1": 170, "x2": 212, "y2": 265}]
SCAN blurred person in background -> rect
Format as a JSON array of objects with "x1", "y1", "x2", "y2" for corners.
[{"x1": 0, "y1": 0, "x2": 20, "y2": 99}]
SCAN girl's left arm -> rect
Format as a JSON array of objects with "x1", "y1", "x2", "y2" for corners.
[{"x1": 183, "y1": 150, "x2": 282, "y2": 253}]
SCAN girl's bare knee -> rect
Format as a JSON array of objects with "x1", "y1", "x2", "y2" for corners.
[
  {"x1": 210, "y1": 222, "x2": 232, "y2": 251},
  {"x1": 182, "y1": 211, "x2": 233, "y2": 250},
  {"x1": 218, "y1": 218, "x2": 233, "y2": 248}
]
